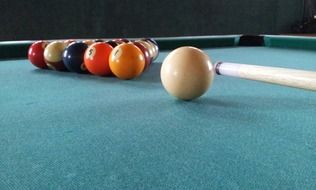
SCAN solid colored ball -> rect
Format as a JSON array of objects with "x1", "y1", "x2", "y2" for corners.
[
  {"x1": 44, "y1": 41, "x2": 68, "y2": 71},
  {"x1": 143, "y1": 38, "x2": 158, "y2": 46},
  {"x1": 132, "y1": 41, "x2": 151, "y2": 70},
  {"x1": 28, "y1": 41, "x2": 49, "y2": 69},
  {"x1": 160, "y1": 46, "x2": 214, "y2": 100},
  {"x1": 109, "y1": 43, "x2": 145, "y2": 80},
  {"x1": 137, "y1": 40, "x2": 155, "y2": 60},
  {"x1": 84, "y1": 42, "x2": 113, "y2": 76},
  {"x1": 113, "y1": 38, "x2": 129, "y2": 44},
  {"x1": 62, "y1": 42, "x2": 88, "y2": 73},
  {"x1": 106, "y1": 40, "x2": 119, "y2": 48},
  {"x1": 142, "y1": 38, "x2": 159, "y2": 60}
]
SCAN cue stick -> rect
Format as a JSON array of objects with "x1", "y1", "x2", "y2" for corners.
[{"x1": 215, "y1": 62, "x2": 316, "y2": 91}]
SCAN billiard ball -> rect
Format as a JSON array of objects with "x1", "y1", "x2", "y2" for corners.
[
  {"x1": 94, "y1": 39, "x2": 105, "y2": 42},
  {"x1": 62, "y1": 42, "x2": 89, "y2": 73},
  {"x1": 28, "y1": 40, "x2": 49, "y2": 69},
  {"x1": 136, "y1": 40, "x2": 155, "y2": 60},
  {"x1": 64, "y1": 39, "x2": 76, "y2": 45},
  {"x1": 106, "y1": 40, "x2": 119, "y2": 48},
  {"x1": 160, "y1": 46, "x2": 214, "y2": 100},
  {"x1": 144, "y1": 38, "x2": 158, "y2": 47},
  {"x1": 83, "y1": 40, "x2": 94, "y2": 46},
  {"x1": 132, "y1": 41, "x2": 151, "y2": 70},
  {"x1": 143, "y1": 38, "x2": 159, "y2": 60},
  {"x1": 44, "y1": 41, "x2": 68, "y2": 71},
  {"x1": 113, "y1": 38, "x2": 129, "y2": 44},
  {"x1": 109, "y1": 43, "x2": 145, "y2": 80},
  {"x1": 84, "y1": 42, "x2": 113, "y2": 76}
]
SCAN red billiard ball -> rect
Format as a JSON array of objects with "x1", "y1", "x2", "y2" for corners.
[
  {"x1": 84, "y1": 42, "x2": 113, "y2": 76},
  {"x1": 28, "y1": 41, "x2": 49, "y2": 69},
  {"x1": 44, "y1": 41, "x2": 69, "y2": 71},
  {"x1": 132, "y1": 41, "x2": 151, "y2": 70}
]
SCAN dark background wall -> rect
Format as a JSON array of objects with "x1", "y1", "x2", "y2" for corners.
[{"x1": 0, "y1": 0, "x2": 306, "y2": 41}]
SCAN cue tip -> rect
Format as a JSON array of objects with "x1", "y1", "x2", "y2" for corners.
[{"x1": 215, "y1": 61, "x2": 223, "y2": 75}]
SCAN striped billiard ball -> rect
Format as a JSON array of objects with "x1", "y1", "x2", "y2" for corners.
[{"x1": 44, "y1": 41, "x2": 68, "y2": 71}]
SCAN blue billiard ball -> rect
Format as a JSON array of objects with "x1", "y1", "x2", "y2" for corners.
[{"x1": 62, "y1": 42, "x2": 89, "y2": 73}]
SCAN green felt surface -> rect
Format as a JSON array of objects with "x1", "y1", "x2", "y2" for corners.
[
  {"x1": 1, "y1": 46, "x2": 316, "y2": 189},
  {"x1": 264, "y1": 35, "x2": 316, "y2": 50}
]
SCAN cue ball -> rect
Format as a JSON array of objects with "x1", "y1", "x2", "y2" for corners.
[{"x1": 160, "y1": 46, "x2": 214, "y2": 100}]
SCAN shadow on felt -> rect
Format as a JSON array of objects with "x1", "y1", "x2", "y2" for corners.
[{"x1": 30, "y1": 62, "x2": 162, "y2": 84}]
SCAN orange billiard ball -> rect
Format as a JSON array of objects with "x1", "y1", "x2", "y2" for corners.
[
  {"x1": 44, "y1": 41, "x2": 68, "y2": 71},
  {"x1": 109, "y1": 43, "x2": 145, "y2": 80},
  {"x1": 84, "y1": 42, "x2": 113, "y2": 76},
  {"x1": 28, "y1": 40, "x2": 49, "y2": 69}
]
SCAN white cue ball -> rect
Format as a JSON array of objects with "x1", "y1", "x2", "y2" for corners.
[{"x1": 160, "y1": 46, "x2": 214, "y2": 100}]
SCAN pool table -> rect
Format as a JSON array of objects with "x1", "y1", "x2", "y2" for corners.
[{"x1": 1, "y1": 35, "x2": 316, "y2": 189}]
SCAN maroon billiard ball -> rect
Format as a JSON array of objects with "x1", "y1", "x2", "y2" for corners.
[
  {"x1": 141, "y1": 38, "x2": 159, "y2": 60},
  {"x1": 132, "y1": 41, "x2": 152, "y2": 71},
  {"x1": 106, "y1": 40, "x2": 120, "y2": 48},
  {"x1": 28, "y1": 41, "x2": 49, "y2": 69}
]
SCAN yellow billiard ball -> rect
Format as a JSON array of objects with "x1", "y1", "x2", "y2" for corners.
[{"x1": 109, "y1": 43, "x2": 145, "y2": 80}]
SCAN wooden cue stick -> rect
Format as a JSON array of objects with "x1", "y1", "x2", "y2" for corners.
[{"x1": 215, "y1": 62, "x2": 316, "y2": 91}]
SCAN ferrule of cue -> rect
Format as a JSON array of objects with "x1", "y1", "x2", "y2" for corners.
[{"x1": 214, "y1": 62, "x2": 316, "y2": 91}]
